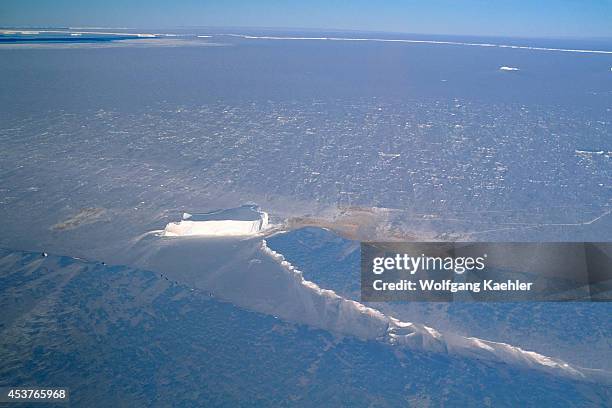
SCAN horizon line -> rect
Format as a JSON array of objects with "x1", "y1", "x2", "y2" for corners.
[{"x1": 2, "y1": 24, "x2": 612, "y2": 42}]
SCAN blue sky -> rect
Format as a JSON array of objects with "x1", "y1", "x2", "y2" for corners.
[{"x1": 1, "y1": 0, "x2": 611, "y2": 38}]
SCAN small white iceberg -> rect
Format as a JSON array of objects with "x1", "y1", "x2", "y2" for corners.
[
  {"x1": 163, "y1": 205, "x2": 269, "y2": 237},
  {"x1": 499, "y1": 66, "x2": 520, "y2": 71}
]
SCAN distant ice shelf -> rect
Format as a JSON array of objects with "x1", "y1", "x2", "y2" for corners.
[{"x1": 163, "y1": 205, "x2": 270, "y2": 237}]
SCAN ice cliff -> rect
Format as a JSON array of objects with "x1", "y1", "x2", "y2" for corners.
[{"x1": 261, "y1": 239, "x2": 605, "y2": 383}]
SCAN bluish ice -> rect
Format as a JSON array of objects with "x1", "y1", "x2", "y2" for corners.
[{"x1": 0, "y1": 28, "x2": 611, "y2": 405}]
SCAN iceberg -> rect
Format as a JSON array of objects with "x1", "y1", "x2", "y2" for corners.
[{"x1": 163, "y1": 205, "x2": 269, "y2": 237}]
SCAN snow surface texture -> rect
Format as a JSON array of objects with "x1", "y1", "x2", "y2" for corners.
[
  {"x1": 163, "y1": 209, "x2": 269, "y2": 237},
  {"x1": 260, "y1": 239, "x2": 608, "y2": 383}
]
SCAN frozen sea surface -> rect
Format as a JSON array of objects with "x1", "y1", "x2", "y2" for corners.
[{"x1": 1, "y1": 29, "x2": 610, "y2": 251}]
